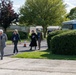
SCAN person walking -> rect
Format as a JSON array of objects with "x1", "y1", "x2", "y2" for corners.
[
  {"x1": 12, "y1": 29, "x2": 20, "y2": 54},
  {"x1": 29, "y1": 30, "x2": 38, "y2": 50},
  {"x1": 37, "y1": 29, "x2": 42, "y2": 50},
  {"x1": 0, "y1": 29, "x2": 7, "y2": 60}
]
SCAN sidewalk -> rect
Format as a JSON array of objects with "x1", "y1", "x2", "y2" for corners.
[
  {"x1": 0, "y1": 57, "x2": 76, "y2": 75},
  {"x1": 0, "y1": 40, "x2": 76, "y2": 75}
]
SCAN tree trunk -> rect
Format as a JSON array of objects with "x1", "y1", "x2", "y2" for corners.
[
  {"x1": 3, "y1": 27, "x2": 7, "y2": 33},
  {"x1": 43, "y1": 26, "x2": 47, "y2": 38}
]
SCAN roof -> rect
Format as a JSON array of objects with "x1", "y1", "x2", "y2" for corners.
[
  {"x1": 36, "y1": 26, "x2": 43, "y2": 28},
  {"x1": 62, "y1": 20, "x2": 76, "y2": 24},
  {"x1": 47, "y1": 26, "x2": 61, "y2": 29}
]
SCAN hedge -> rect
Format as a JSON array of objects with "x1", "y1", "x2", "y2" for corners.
[
  {"x1": 47, "y1": 30, "x2": 67, "y2": 49},
  {"x1": 50, "y1": 30, "x2": 76, "y2": 55},
  {"x1": 6, "y1": 31, "x2": 28, "y2": 40}
]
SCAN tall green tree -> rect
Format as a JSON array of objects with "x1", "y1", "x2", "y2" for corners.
[
  {"x1": 19, "y1": 0, "x2": 66, "y2": 37},
  {"x1": 67, "y1": 7, "x2": 76, "y2": 20}
]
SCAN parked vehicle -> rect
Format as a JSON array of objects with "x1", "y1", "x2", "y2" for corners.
[{"x1": 62, "y1": 20, "x2": 76, "y2": 30}]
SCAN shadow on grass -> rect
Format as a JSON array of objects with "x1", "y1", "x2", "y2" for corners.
[
  {"x1": 19, "y1": 49, "x2": 35, "y2": 52},
  {"x1": 41, "y1": 50, "x2": 76, "y2": 60}
]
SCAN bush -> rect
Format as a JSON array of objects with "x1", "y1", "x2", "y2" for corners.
[
  {"x1": 50, "y1": 30, "x2": 76, "y2": 55},
  {"x1": 18, "y1": 31, "x2": 28, "y2": 39},
  {"x1": 47, "y1": 30, "x2": 67, "y2": 49},
  {"x1": 6, "y1": 31, "x2": 28, "y2": 40},
  {"x1": 6, "y1": 31, "x2": 12, "y2": 40}
]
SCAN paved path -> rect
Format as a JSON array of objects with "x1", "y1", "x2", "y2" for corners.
[
  {"x1": 1, "y1": 40, "x2": 47, "y2": 57},
  {"x1": 0, "y1": 57, "x2": 76, "y2": 75},
  {"x1": 0, "y1": 40, "x2": 76, "y2": 75}
]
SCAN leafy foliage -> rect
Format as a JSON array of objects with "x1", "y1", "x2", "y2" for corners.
[
  {"x1": 19, "y1": 0, "x2": 66, "y2": 36},
  {"x1": 50, "y1": 30, "x2": 76, "y2": 55},
  {"x1": 20, "y1": 0, "x2": 66, "y2": 25},
  {"x1": 67, "y1": 7, "x2": 76, "y2": 20},
  {"x1": 0, "y1": 0, "x2": 18, "y2": 31},
  {"x1": 6, "y1": 31, "x2": 28, "y2": 40},
  {"x1": 47, "y1": 30, "x2": 67, "y2": 49}
]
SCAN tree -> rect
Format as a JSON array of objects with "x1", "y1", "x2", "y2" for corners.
[
  {"x1": 19, "y1": 0, "x2": 66, "y2": 37},
  {"x1": 0, "y1": 0, "x2": 18, "y2": 32},
  {"x1": 67, "y1": 7, "x2": 76, "y2": 20}
]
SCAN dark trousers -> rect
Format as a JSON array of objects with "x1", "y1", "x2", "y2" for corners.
[
  {"x1": 38, "y1": 39, "x2": 41, "y2": 50},
  {"x1": 13, "y1": 42, "x2": 18, "y2": 53},
  {"x1": 0, "y1": 47, "x2": 4, "y2": 60},
  {"x1": 30, "y1": 46, "x2": 36, "y2": 50}
]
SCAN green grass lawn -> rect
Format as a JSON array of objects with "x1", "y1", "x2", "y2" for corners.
[
  {"x1": 6, "y1": 40, "x2": 12, "y2": 45},
  {"x1": 13, "y1": 50, "x2": 76, "y2": 60}
]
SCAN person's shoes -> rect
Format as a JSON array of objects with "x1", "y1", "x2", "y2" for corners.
[
  {"x1": 1, "y1": 57, "x2": 3, "y2": 60},
  {"x1": 13, "y1": 53, "x2": 15, "y2": 55},
  {"x1": 13, "y1": 53, "x2": 16, "y2": 55},
  {"x1": 16, "y1": 52, "x2": 18, "y2": 54}
]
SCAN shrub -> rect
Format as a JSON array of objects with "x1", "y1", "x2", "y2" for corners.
[
  {"x1": 50, "y1": 30, "x2": 76, "y2": 55},
  {"x1": 47, "y1": 30, "x2": 67, "y2": 49},
  {"x1": 6, "y1": 31, "x2": 28, "y2": 40},
  {"x1": 18, "y1": 31, "x2": 28, "y2": 39},
  {"x1": 6, "y1": 31, "x2": 12, "y2": 40}
]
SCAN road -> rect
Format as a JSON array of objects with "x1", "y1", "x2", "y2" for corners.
[
  {"x1": 0, "y1": 40, "x2": 47, "y2": 57},
  {"x1": 0, "y1": 40, "x2": 76, "y2": 75}
]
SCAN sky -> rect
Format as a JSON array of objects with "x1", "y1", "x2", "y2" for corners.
[
  {"x1": 64, "y1": 0, "x2": 76, "y2": 13},
  {"x1": 12, "y1": 0, "x2": 25, "y2": 13},
  {"x1": 12, "y1": 0, "x2": 76, "y2": 13}
]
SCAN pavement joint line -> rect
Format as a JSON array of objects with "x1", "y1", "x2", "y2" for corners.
[
  {"x1": 0, "y1": 68, "x2": 76, "y2": 74},
  {"x1": 0, "y1": 58, "x2": 20, "y2": 65}
]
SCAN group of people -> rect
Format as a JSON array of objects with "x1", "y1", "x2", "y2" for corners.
[
  {"x1": 0, "y1": 29, "x2": 20, "y2": 60},
  {"x1": 0, "y1": 29, "x2": 42, "y2": 60},
  {"x1": 29, "y1": 29, "x2": 42, "y2": 50}
]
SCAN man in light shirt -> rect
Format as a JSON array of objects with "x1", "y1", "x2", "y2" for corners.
[{"x1": 0, "y1": 29, "x2": 7, "y2": 60}]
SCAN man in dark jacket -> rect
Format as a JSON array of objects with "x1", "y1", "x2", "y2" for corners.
[{"x1": 37, "y1": 29, "x2": 42, "y2": 50}]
